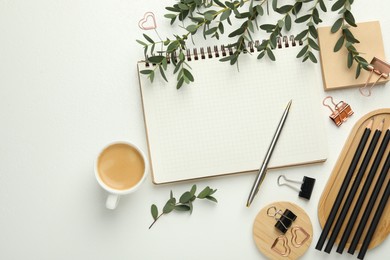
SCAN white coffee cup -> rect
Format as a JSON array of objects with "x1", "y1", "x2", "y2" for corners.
[{"x1": 94, "y1": 141, "x2": 148, "y2": 209}]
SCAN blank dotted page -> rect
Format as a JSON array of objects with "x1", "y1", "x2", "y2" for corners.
[{"x1": 138, "y1": 46, "x2": 327, "y2": 184}]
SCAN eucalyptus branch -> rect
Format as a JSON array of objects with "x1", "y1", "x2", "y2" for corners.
[
  {"x1": 137, "y1": 0, "x2": 363, "y2": 87},
  {"x1": 149, "y1": 185, "x2": 218, "y2": 229},
  {"x1": 330, "y1": 0, "x2": 369, "y2": 78},
  {"x1": 257, "y1": 1, "x2": 300, "y2": 61}
]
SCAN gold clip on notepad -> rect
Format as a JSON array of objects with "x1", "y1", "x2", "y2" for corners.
[
  {"x1": 323, "y1": 96, "x2": 354, "y2": 127},
  {"x1": 359, "y1": 57, "x2": 390, "y2": 97}
]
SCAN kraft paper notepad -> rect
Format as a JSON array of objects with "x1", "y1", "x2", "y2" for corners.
[
  {"x1": 137, "y1": 41, "x2": 327, "y2": 184},
  {"x1": 317, "y1": 21, "x2": 389, "y2": 90}
]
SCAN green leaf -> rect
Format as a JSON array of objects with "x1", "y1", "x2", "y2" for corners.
[
  {"x1": 190, "y1": 185, "x2": 197, "y2": 196},
  {"x1": 266, "y1": 48, "x2": 275, "y2": 61},
  {"x1": 260, "y1": 24, "x2": 275, "y2": 33},
  {"x1": 331, "y1": 0, "x2": 345, "y2": 12},
  {"x1": 272, "y1": 0, "x2": 278, "y2": 11},
  {"x1": 149, "y1": 70, "x2": 155, "y2": 82},
  {"x1": 179, "y1": 51, "x2": 185, "y2": 61},
  {"x1": 136, "y1": 39, "x2": 148, "y2": 46},
  {"x1": 188, "y1": 201, "x2": 193, "y2": 214},
  {"x1": 344, "y1": 10, "x2": 357, "y2": 27},
  {"x1": 220, "y1": 9, "x2": 231, "y2": 21},
  {"x1": 170, "y1": 190, "x2": 173, "y2": 199},
  {"x1": 206, "y1": 196, "x2": 218, "y2": 203},
  {"x1": 295, "y1": 29, "x2": 308, "y2": 41},
  {"x1": 218, "y1": 22, "x2": 224, "y2": 34},
  {"x1": 225, "y1": 1, "x2": 235, "y2": 9},
  {"x1": 178, "y1": 3, "x2": 189, "y2": 10},
  {"x1": 256, "y1": 5, "x2": 264, "y2": 16},
  {"x1": 308, "y1": 51, "x2": 318, "y2": 63},
  {"x1": 143, "y1": 34, "x2": 154, "y2": 44},
  {"x1": 228, "y1": 26, "x2": 245, "y2": 37},
  {"x1": 292, "y1": 2, "x2": 302, "y2": 16},
  {"x1": 186, "y1": 24, "x2": 198, "y2": 33},
  {"x1": 167, "y1": 41, "x2": 180, "y2": 52},
  {"x1": 174, "y1": 205, "x2": 191, "y2": 211},
  {"x1": 159, "y1": 66, "x2": 168, "y2": 82},
  {"x1": 140, "y1": 69, "x2": 153, "y2": 75},
  {"x1": 277, "y1": 19, "x2": 284, "y2": 28},
  {"x1": 197, "y1": 186, "x2": 211, "y2": 199},
  {"x1": 214, "y1": 0, "x2": 225, "y2": 7},
  {"x1": 204, "y1": 12, "x2": 214, "y2": 21},
  {"x1": 344, "y1": 29, "x2": 359, "y2": 43},
  {"x1": 257, "y1": 50, "x2": 265, "y2": 59},
  {"x1": 164, "y1": 14, "x2": 176, "y2": 19},
  {"x1": 334, "y1": 35, "x2": 344, "y2": 52},
  {"x1": 309, "y1": 25, "x2": 318, "y2": 38},
  {"x1": 179, "y1": 191, "x2": 193, "y2": 203},
  {"x1": 319, "y1": 0, "x2": 327, "y2": 12},
  {"x1": 162, "y1": 57, "x2": 167, "y2": 70},
  {"x1": 148, "y1": 56, "x2": 164, "y2": 63},
  {"x1": 183, "y1": 68, "x2": 194, "y2": 82},
  {"x1": 295, "y1": 15, "x2": 311, "y2": 23},
  {"x1": 247, "y1": 20, "x2": 254, "y2": 33},
  {"x1": 331, "y1": 18, "x2": 344, "y2": 33},
  {"x1": 308, "y1": 38, "x2": 319, "y2": 51},
  {"x1": 205, "y1": 27, "x2": 218, "y2": 35},
  {"x1": 165, "y1": 6, "x2": 180, "y2": 13},
  {"x1": 276, "y1": 5, "x2": 293, "y2": 14},
  {"x1": 270, "y1": 34, "x2": 277, "y2": 49},
  {"x1": 355, "y1": 64, "x2": 362, "y2": 78},
  {"x1": 163, "y1": 199, "x2": 175, "y2": 214},
  {"x1": 347, "y1": 51, "x2": 353, "y2": 68},
  {"x1": 285, "y1": 14, "x2": 292, "y2": 31},
  {"x1": 151, "y1": 204, "x2": 158, "y2": 220},
  {"x1": 296, "y1": 45, "x2": 308, "y2": 58},
  {"x1": 176, "y1": 77, "x2": 184, "y2": 89},
  {"x1": 313, "y1": 9, "x2": 322, "y2": 24}
]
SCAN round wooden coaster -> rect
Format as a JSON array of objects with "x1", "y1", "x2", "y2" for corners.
[{"x1": 253, "y1": 201, "x2": 313, "y2": 260}]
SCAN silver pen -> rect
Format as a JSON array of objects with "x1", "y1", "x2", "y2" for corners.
[{"x1": 246, "y1": 100, "x2": 292, "y2": 207}]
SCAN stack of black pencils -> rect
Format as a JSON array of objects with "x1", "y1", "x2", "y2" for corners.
[{"x1": 316, "y1": 118, "x2": 390, "y2": 259}]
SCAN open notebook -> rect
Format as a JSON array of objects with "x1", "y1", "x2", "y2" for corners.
[{"x1": 137, "y1": 39, "x2": 327, "y2": 184}]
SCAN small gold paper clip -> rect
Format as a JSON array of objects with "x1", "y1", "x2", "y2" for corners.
[
  {"x1": 359, "y1": 57, "x2": 390, "y2": 97},
  {"x1": 291, "y1": 226, "x2": 311, "y2": 248},
  {"x1": 323, "y1": 96, "x2": 353, "y2": 127},
  {"x1": 271, "y1": 235, "x2": 291, "y2": 257}
]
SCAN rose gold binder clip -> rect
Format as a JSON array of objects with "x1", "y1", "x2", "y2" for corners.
[
  {"x1": 359, "y1": 57, "x2": 390, "y2": 97},
  {"x1": 323, "y1": 96, "x2": 353, "y2": 127}
]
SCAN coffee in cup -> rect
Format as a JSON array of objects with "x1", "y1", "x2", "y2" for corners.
[{"x1": 95, "y1": 141, "x2": 148, "y2": 209}]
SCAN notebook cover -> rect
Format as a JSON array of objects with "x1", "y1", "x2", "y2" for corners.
[
  {"x1": 317, "y1": 21, "x2": 388, "y2": 90},
  {"x1": 138, "y1": 45, "x2": 328, "y2": 184}
]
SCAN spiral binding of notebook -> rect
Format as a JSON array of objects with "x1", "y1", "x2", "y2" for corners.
[{"x1": 144, "y1": 35, "x2": 302, "y2": 66}]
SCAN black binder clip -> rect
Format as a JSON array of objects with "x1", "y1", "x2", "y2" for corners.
[
  {"x1": 267, "y1": 206, "x2": 297, "y2": 234},
  {"x1": 322, "y1": 96, "x2": 353, "y2": 127},
  {"x1": 277, "y1": 175, "x2": 316, "y2": 200}
]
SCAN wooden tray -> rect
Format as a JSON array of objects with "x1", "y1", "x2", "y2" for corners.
[
  {"x1": 253, "y1": 201, "x2": 313, "y2": 260},
  {"x1": 318, "y1": 108, "x2": 390, "y2": 250}
]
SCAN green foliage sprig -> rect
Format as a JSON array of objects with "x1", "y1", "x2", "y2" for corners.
[
  {"x1": 329, "y1": 0, "x2": 369, "y2": 78},
  {"x1": 149, "y1": 185, "x2": 217, "y2": 229},
  {"x1": 137, "y1": 0, "x2": 366, "y2": 88}
]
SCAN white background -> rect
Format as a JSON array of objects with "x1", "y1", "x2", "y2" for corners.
[{"x1": 0, "y1": 0, "x2": 389, "y2": 259}]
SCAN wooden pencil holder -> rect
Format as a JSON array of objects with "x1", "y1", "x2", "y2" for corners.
[{"x1": 318, "y1": 109, "x2": 390, "y2": 250}]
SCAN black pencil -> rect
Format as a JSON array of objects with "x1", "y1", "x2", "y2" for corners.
[
  {"x1": 337, "y1": 124, "x2": 389, "y2": 253},
  {"x1": 357, "y1": 178, "x2": 390, "y2": 259},
  {"x1": 324, "y1": 120, "x2": 384, "y2": 253},
  {"x1": 316, "y1": 119, "x2": 373, "y2": 251},
  {"x1": 348, "y1": 151, "x2": 390, "y2": 254}
]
